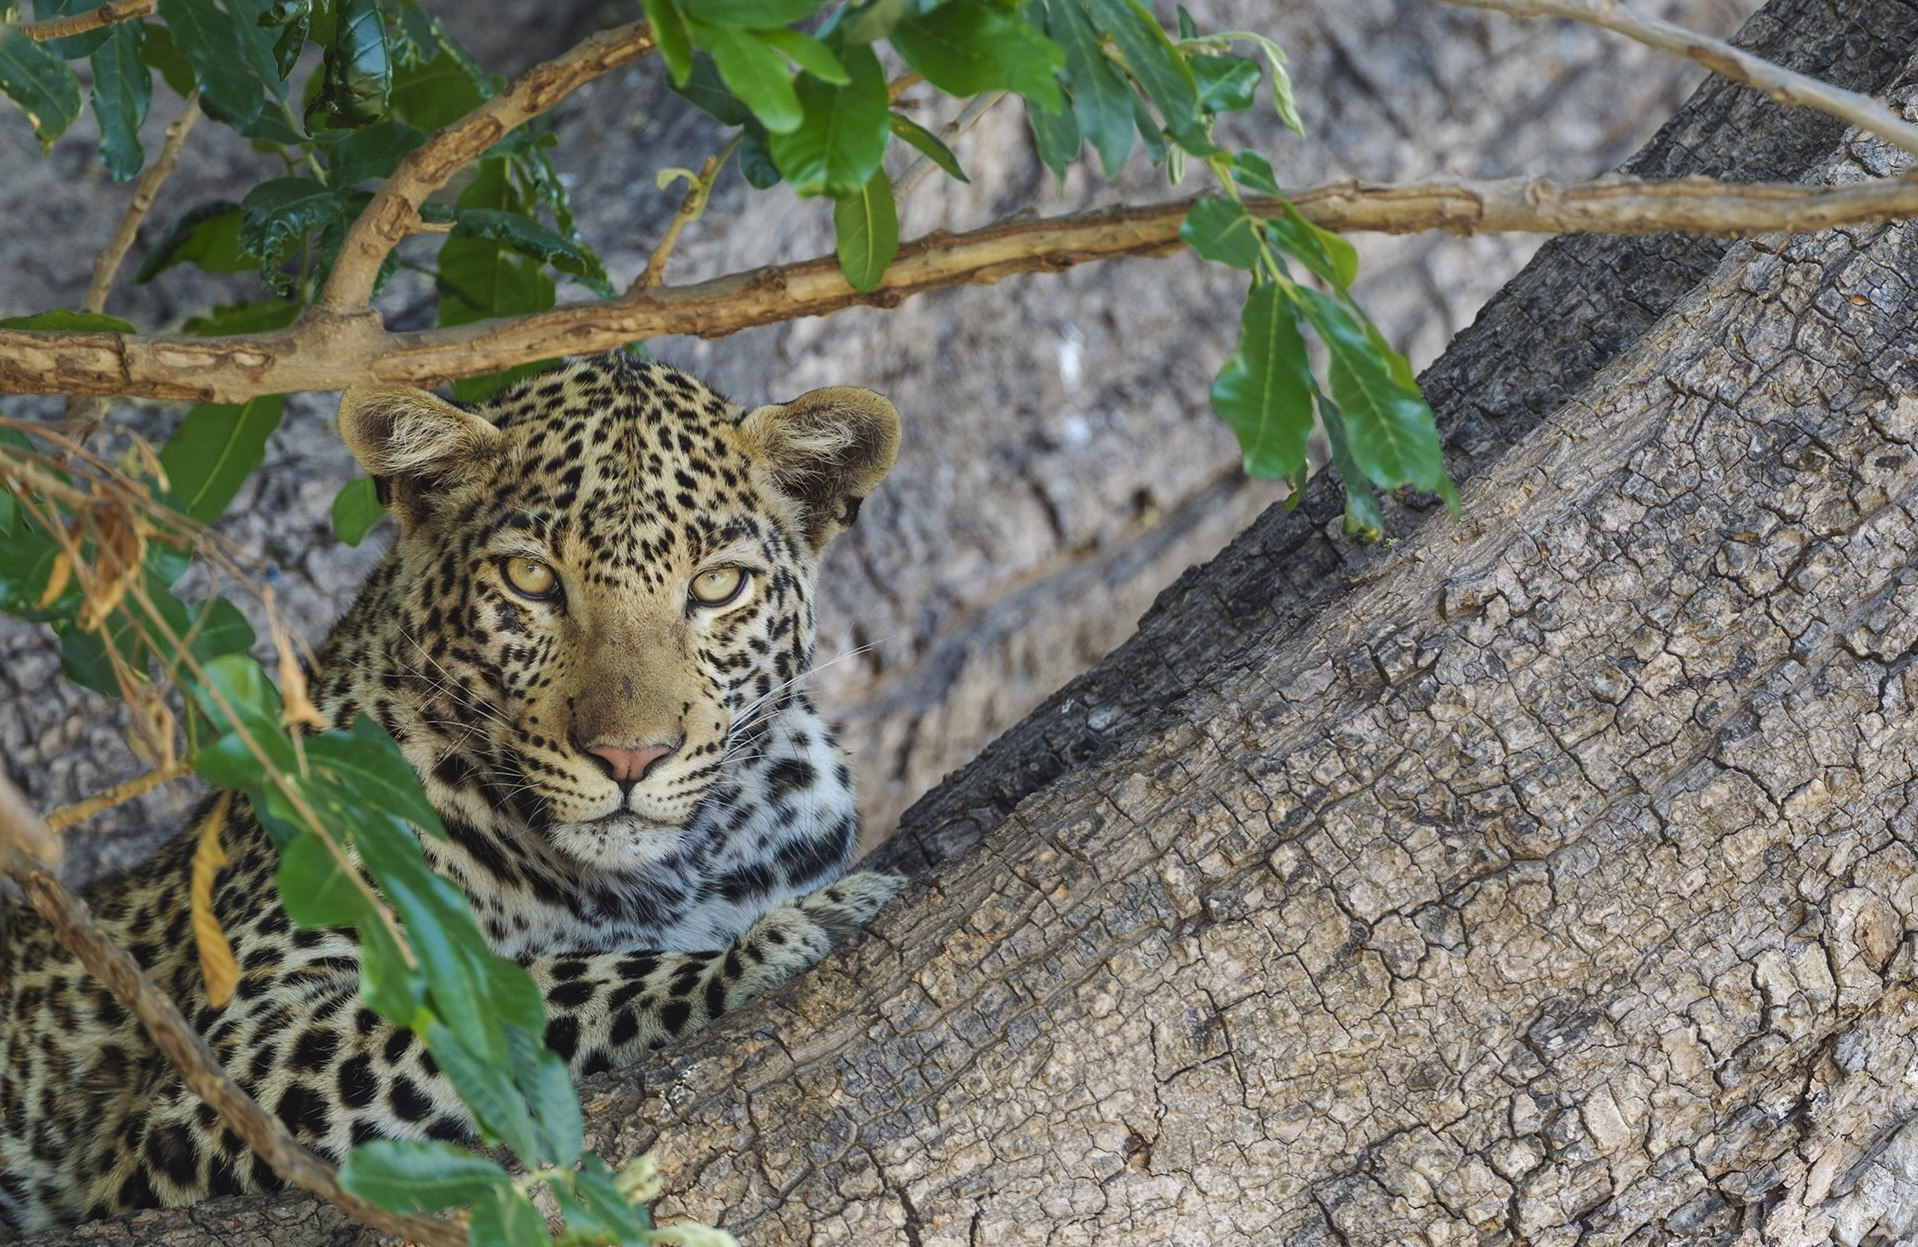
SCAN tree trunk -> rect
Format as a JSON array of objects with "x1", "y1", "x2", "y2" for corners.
[{"x1": 23, "y1": 1, "x2": 1918, "y2": 1244}]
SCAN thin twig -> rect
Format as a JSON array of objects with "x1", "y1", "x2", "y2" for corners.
[
  {"x1": 1435, "y1": 0, "x2": 1918, "y2": 158},
  {"x1": 633, "y1": 145, "x2": 732, "y2": 291},
  {"x1": 887, "y1": 72, "x2": 923, "y2": 103},
  {"x1": 63, "y1": 92, "x2": 203, "y2": 444},
  {"x1": 15, "y1": 0, "x2": 153, "y2": 40},
  {"x1": 893, "y1": 89, "x2": 1006, "y2": 202},
  {"x1": 0, "y1": 773, "x2": 465, "y2": 1247},
  {"x1": 85, "y1": 92, "x2": 201, "y2": 316},
  {"x1": 314, "y1": 20, "x2": 656, "y2": 315},
  {"x1": 10, "y1": 169, "x2": 1918, "y2": 402},
  {"x1": 44, "y1": 761, "x2": 193, "y2": 833}
]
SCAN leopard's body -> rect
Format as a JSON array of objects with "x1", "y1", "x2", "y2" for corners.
[{"x1": 0, "y1": 355, "x2": 902, "y2": 1238}]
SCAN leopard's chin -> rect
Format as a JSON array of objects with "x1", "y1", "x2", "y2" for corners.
[{"x1": 545, "y1": 811, "x2": 694, "y2": 874}]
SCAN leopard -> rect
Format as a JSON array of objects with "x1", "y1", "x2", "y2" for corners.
[{"x1": 0, "y1": 354, "x2": 903, "y2": 1239}]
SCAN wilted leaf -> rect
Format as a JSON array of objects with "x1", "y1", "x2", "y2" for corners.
[{"x1": 191, "y1": 791, "x2": 238, "y2": 1008}]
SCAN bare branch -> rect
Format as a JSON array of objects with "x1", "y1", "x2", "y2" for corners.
[
  {"x1": 10, "y1": 171, "x2": 1918, "y2": 403},
  {"x1": 14, "y1": 0, "x2": 153, "y2": 40},
  {"x1": 633, "y1": 147, "x2": 730, "y2": 292},
  {"x1": 43, "y1": 761, "x2": 192, "y2": 833},
  {"x1": 313, "y1": 20, "x2": 657, "y2": 315},
  {"x1": 61, "y1": 92, "x2": 203, "y2": 443},
  {"x1": 84, "y1": 92, "x2": 201, "y2": 316},
  {"x1": 893, "y1": 89, "x2": 1006, "y2": 201},
  {"x1": 0, "y1": 772, "x2": 465, "y2": 1247},
  {"x1": 1435, "y1": 0, "x2": 1918, "y2": 157}
]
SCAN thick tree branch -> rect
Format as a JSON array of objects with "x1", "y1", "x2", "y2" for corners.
[
  {"x1": 1435, "y1": 0, "x2": 1918, "y2": 157},
  {"x1": 311, "y1": 20, "x2": 657, "y2": 315},
  {"x1": 9, "y1": 172, "x2": 1918, "y2": 403},
  {"x1": 14, "y1": 0, "x2": 153, "y2": 40},
  {"x1": 0, "y1": 773, "x2": 465, "y2": 1247}
]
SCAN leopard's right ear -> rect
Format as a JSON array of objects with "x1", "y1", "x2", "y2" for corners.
[{"x1": 336, "y1": 386, "x2": 504, "y2": 531}]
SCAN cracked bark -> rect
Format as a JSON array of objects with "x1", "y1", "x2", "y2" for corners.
[{"x1": 20, "y1": 0, "x2": 1918, "y2": 1244}]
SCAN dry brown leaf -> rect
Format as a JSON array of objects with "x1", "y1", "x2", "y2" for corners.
[
  {"x1": 36, "y1": 549, "x2": 72, "y2": 609},
  {"x1": 266, "y1": 585, "x2": 327, "y2": 730},
  {"x1": 191, "y1": 791, "x2": 238, "y2": 1008},
  {"x1": 78, "y1": 503, "x2": 147, "y2": 631}
]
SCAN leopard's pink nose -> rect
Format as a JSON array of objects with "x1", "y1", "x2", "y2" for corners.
[{"x1": 588, "y1": 740, "x2": 679, "y2": 785}]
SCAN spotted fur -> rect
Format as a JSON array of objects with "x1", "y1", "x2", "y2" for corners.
[{"x1": 0, "y1": 356, "x2": 902, "y2": 1237}]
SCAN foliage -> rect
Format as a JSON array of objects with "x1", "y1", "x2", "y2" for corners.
[{"x1": 0, "y1": 0, "x2": 1450, "y2": 1242}]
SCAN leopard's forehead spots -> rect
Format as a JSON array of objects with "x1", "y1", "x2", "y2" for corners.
[{"x1": 465, "y1": 357, "x2": 786, "y2": 576}]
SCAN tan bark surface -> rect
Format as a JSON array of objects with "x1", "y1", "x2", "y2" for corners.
[{"x1": 20, "y1": 4, "x2": 1918, "y2": 1245}]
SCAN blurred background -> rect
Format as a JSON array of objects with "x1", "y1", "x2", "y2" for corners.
[{"x1": 0, "y1": 0, "x2": 1754, "y2": 879}]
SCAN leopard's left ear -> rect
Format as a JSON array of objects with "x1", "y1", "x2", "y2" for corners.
[{"x1": 739, "y1": 387, "x2": 900, "y2": 549}]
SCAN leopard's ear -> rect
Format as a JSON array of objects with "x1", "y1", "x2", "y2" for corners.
[
  {"x1": 739, "y1": 387, "x2": 900, "y2": 550},
  {"x1": 337, "y1": 386, "x2": 505, "y2": 531}
]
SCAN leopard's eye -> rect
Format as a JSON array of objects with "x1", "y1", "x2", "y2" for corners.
[
  {"x1": 690, "y1": 566, "x2": 748, "y2": 607},
  {"x1": 502, "y1": 556, "x2": 559, "y2": 599}
]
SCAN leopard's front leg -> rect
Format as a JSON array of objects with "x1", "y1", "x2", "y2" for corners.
[{"x1": 535, "y1": 870, "x2": 902, "y2": 1074}]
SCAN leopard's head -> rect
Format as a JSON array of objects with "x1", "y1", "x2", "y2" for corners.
[{"x1": 333, "y1": 355, "x2": 898, "y2": 871}]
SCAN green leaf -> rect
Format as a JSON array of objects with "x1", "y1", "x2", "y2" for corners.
[
  {"x1": 240, "y1": 177, "x2": 350, "y2": 291},
  {"x1": 1048, "y1": 0, "x2": 1130, "y2": 177},
  {"x1": 277, "y1": 831, "x2": 377, "y2": 927},
  {"x1": 0, "y1": 309, "x2": 137, "y2": 334},
  {"x1": 759, "y1": 27, "x2": 847, "y2": 83},
  {"x1": 1088, "y1": 0, "x2": 1208, "y2": 152},
  {"x1": 521, "y1": 1045, "x2": 581, "y2": 1166},
  {"x1": 315, "y1": 0, "x2": 390, "y2": 128},
  {"x1": 450, "y1": 208, "x2": 595, "y2": 277},
  {"x1": 0, "y1": 28, "x2": 83, "y2": 149},
  {"x1": 1316, "y1": 390, "x2": 1384, "y2": 539},
  {"x1": 1129, "y1": 90, "x2": 1165, "y2": 165},
  {"x1": 693, "y1": 20, "x2": 802, "y2": 134},
  {"x1": 669, "y1": 53, "x2": 750, "y2": 125},
  {"x1": 1228, "y1": 148, "x2": 1279, "y2": 196},
  {"x1": 1264, "y1": 202, "x2": 1358, "y2": 290},
  {"x1": 188, "y1": 595, "x2": 256, "y2": 661},
  {"x1": 1180, "y1": 196, "x2": 1260, "y2": 271},
  {"x1": 436, "y1": 160, "x2": 557, "y2": 330},
  {"x1": 887, "y1": 112, "x2": 966, "y2": 181},
  {"x1": 187, "y1": 652, "x2": 298, "y2": 782},
  {"x1": 0, "y1": 527, "x2": 73, "y2": 621},
  {"x1": 388, "y1": 43, "x2": 486, "y2": 129},
  {"x1": 135, "y1": 201, "x2": 255, "y2": 282},
  {"x1": 1295, "y1": 286, "x2": 1442, "y2": 491},
  {"x1": 89, "y1": 23, "x2": 151, "y2": 181},
  {"x1": 307, "y1": 715, "x2": 446, "y2": 838},
  {"x1": 260, "y1": 0, "x2": 312, "y2": 79},
  {"x1": 737, "y1": 121, "x2": 780, "y2": 187},
  {"x1": 468, "y1": 1186, "x2": 553, "y2": 1247},
  {"x1": 159, "y1": 395, "x2": 286, "y2": 524},
  {"x1": 182, "y1": 299, "x2": 300, "y2": 336},
  {"x1": 695, "y1": 0, "x2": 820, "y2": 26},
  {"x1": 768, "y1": 41, "x2": 887, "y2": 197},
  {"x1": 639, "y1": 0, "x2": 693, "y2": 84},
  {"x1": 136, "y1": 19, "x2": 197, "y2": 98},
  {"x1": 1191, "y1": 53, "x2": 1259, "y2": 115},
  {"x1": 422, "y1": 1020, "x2": 538, "y2": 1157},
  {"x1": 326, "y1": 119, "x2": 427, "y2": 185},
  {"x1": 155, "y1": 0, "x2": 270, "y2": 129},
  {"x1": 1025, "y1": 83, "x2": 1078, "y2": 182},
  {"x1": 332, "y1": 475, "x2": 383, "y2": 545},
  {"x1": 572, "y1": 1158, "x2": 652, "y2": 1240},
  {"x1": 1210, "y1": 281, "x2": 1313, "y2": 479},
  {"x1": 339, "y1": 1140, "x2": 513, "y2": 1213},
  {"x1": 891, "y1": 1, "x2": 1063, "y2": 112},
  {"x1": 357, "y1": 913, "x2": 424, "y2": 1020},
  {"x1": 832, "y1": 167, "x2": 897, "y2": 292}
]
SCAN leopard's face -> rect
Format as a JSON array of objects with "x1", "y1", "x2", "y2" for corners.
[{"x1": 332, "y1": 356, "x2": 898, "y2": 874}]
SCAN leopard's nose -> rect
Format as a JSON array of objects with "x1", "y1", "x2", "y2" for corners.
[{"x1": 587, "y1": 739, "x2": 681, "y2": 786}]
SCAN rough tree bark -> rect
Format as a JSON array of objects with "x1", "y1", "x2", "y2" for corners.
[{"x1": 22, "y1": 0, "x2": 1918, "y2": 1244}]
